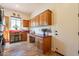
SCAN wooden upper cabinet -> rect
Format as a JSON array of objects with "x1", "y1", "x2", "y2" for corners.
[
  {"x1": 40, "y1": 13, "x2": 45, "y2": 26},
  {"x1": 44, "y1": 10, "x2": 52, "y2": 25},
  {"x1": 31, "y1": 18, "x2": 36, "y2": 26},
  {"x1": 35, "y1": 16, "x2": 40, "y2": 26},
  {"x1": 30, "y1": 19, "x2": 35, "y2": 27},
  {"x1": 30, "y1": 20, "x2": 32, "y2": 27},
  {"x1": 31, "y1": 9, "x2": 53, "y2": 27},
  {"x1": 5, "y1": 16, "x2": 10, "y2": 30},
  {"x1": 40, "y1": 10, "x2": 52, "y2": 26},
  {"x1": 23, "y1": 20, "x2": 30, "y2": 27}
]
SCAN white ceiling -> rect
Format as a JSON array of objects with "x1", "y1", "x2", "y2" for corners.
[{"x1": 0, "y1": 3, "x2": 49, "y2": 14}]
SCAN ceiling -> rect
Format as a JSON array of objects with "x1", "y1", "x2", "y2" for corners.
[{"x1": 0, "y1": 3, "x2": 49, "y2": 14}]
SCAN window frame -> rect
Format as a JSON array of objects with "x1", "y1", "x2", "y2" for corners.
[{"x1": 10, "y1": 16, "x2": 22, "y2": 30}]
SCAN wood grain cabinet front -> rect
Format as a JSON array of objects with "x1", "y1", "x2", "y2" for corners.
[
  {"x1": 35, "y1": 36, "x2": 52, "y2": 54},
  {"x1": 43, "y1": 36, "x2": 52, "y2": 54},
  {"x1": 30, "y1": 9, "x2": 53, "y2": 27},
  {"x1": 21, "y1": 32, "x2": 27, "y2": 41},
  {"x1": 23, "y1": 20, "x2": 30, "y2": 27},
  {"x1": 35, "y1": 16, "x2": 40, "y2": 26},
  {"x1": 40, "y1": 10, "x2": 52, "y2": 26},
  {"x1": 40, "y1": 13, "x2": 45, "y2": 26},
  {"x1": 31, "y1": 18, "x2": 36, "y2": 27},
  {"x1": 5, "y1": 16, "x2": 10, "y2": 30},
  {"x1": 44, "y1": 10, "x2": 52, "y2": 25}
]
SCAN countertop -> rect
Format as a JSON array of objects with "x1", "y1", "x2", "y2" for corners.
[
  {"x1": 4, "y1": 30, "x2": 30, "y2": 33},
  {"x1": 29, "y1": 33, "x2": 52, "y2": 38}
]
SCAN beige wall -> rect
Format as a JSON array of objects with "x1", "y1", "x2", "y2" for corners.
[
  {"x1": 4, "y1": 8, "x2": 30, "y2": 20},
  {"x1": 31, "y1": 3, "x2": 79, "y2": 56},
  {"x1": 4, "y1": 8, "x2": 30, "y2": 30}
]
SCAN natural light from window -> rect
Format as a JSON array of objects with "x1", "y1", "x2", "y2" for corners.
[{"x1": 10, "y1": 17, "x2": 22, "y2": 30}]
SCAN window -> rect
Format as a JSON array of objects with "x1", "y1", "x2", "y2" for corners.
[{"x1": 10, "y1": 17, "x2": 22, "y2": 30}]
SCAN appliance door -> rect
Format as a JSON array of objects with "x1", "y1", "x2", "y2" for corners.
[{"x1": 0, "y1": 34, "x2": 4, "y2": 56}]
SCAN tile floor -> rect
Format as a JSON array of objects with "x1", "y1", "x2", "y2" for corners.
[{"x1": 3, "y1": 41, "x2": 61, "y2": 56}]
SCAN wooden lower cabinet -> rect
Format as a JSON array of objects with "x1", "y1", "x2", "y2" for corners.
[
  {"x1": 10, "y1": 32, "x2": 21, "y2": 43},
  {"x1": 43, "y1": 36, "x2": 52, "y2": 54},
  {"x1": 21, "y1": 32, "x2": 27, "y2": 41},
  {"x1": 3, "y1": 31, "x2": 27, "y2": 43},
  {"x1": 10, "y1": 31, "x2": 27, "y2": 43},
  {"x1": 3, "y1": 30, "x2": 10, "y2": 43},
  {"x1": 36, "y1": 36, "x2": 52, "y2": 54}
]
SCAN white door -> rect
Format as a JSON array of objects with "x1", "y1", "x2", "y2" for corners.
[
  {"x1": 52, "y1": 4, "x2": 79, "y2": 56},
  {"x1": 78, "y1": 13, "x2": 79, "y2": 55},
  {"x1": 77, "y1": 4, "x2": 79, "y2": 56}
]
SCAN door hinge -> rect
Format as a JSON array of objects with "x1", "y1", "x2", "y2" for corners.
[
  {"x1": 78, "y1": 13, "x2": 79, "y2": 17},
  {"x1": 78, "y1": 50, "x2": 79, "y2": 54}
]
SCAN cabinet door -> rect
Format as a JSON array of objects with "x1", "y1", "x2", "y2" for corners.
[
  {"x1": 39, "y1": 10, "x2": 52, "y2": 26},
  {"x1": 38, "y1": 16, "x2": 40, "y2": 26},
  {"x1": 45, "y1": 10, "x2": 52, "y2": 25},
  {"x1": 30, "y1": 20, "x2": 33, "y2": 27},
  {"x1": 21, "y1": 32, "x2": 27, "y2": 41},
  {"x1": 39, "y1": 39, "x2": 43, "y2": 50},
  {"x1": 32, "y1": 18, "x2": 36, "y2": 26},
  {"x1": 35, "y1": 16, "x2": 40, "y2": 26},
  {"x1": 40, "y1": 13, "x2": 45, "y2": 26},
  {"x1": 42, "y1": 10, "x2": 52, "y2": 25},
  {"x1": 3, "y1": 30, "x2": 10, "y2": 43},
  {"x1": 43, "y1": 12, "x2": 48, "y2": 25},
  {"x1": 36, "y1": 37, "x2": 43, "y2": 52},
  {"x1": 23, "y1": 20, "x2": 30, "y2": 27},
  {"x1": 30, "y1": 9, "x2": 53, "y2": 26},
  {"x1": 29, "y1": 20, "x2": 31, "y2": 27},
  {"x1": 31, "y1": 19, "x2": 34, "y2": 27},
  {"x1": 5, "y1": 16, "x2": 10, "y2": 30},
  {"x1": 35, "y1": 17, "x2": 37, "y2": 26},
  {"x1": 43, "y1": 36, "x2": 51, "y2": 54}
]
